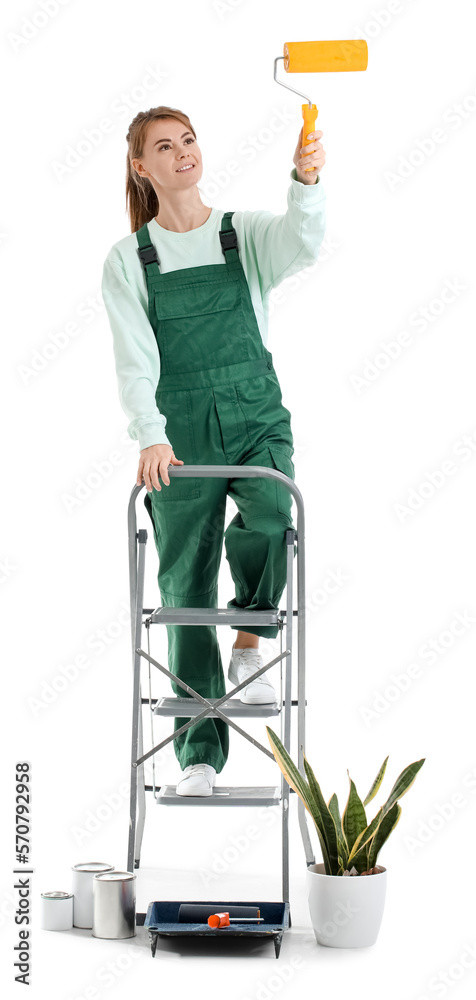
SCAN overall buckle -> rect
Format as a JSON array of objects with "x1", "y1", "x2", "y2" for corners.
[
  {"x1": 219, "y1": 230, "x2": 238, "y2": 253},
  {"x1": 137, "y1": 244, "x2": 159, "y2": 266}
]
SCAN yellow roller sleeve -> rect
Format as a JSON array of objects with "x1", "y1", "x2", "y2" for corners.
[{"x1": 283, "y1": 40, "x2": 368, "y2": 73}]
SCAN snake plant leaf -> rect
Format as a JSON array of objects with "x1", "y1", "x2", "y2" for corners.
[
  {"x1": 327, "y1": 792, "x2": 341, "y2": 830},
  {"x1": 352, "y1": 848, "x2": 374, "y2": 875},
  {"x1": 265, "y1": 727, "x2": 313, "y2": 811},
  {"x1": 303, "y1": 754, "x2": 340, "y2": 875},
  {"x1": 362, "y1": 756, "x2": 389, "y2": 806},
  {"x1": 266, "y1": 727, "x2": 331, "y2": 873},
  {"x1": 367, "y1": 801, "x2": 402, "y2": 869},
  {"x1": 347, "y1": 806, "x2": 384, "y2": 867},
  {"x1": 328, "y1": 793, "x2": 349, "y2": 858},
  {"x1": 381, "y1": 759, "x2": 426, "y2": 818},
  {"x1": 342, "y1": 772, "x2": 368, "y2": 856}
]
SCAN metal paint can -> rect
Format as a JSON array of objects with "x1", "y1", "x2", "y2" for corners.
[
  {"x1": 40, "y1": 891, "x2": 73, "y2": 930},
  {"x1": 71, "y1": 862, "x2": 114, "y2": 928},
  {"x1": 92, "y1": 871, "x2": 136, "y2": 939}
]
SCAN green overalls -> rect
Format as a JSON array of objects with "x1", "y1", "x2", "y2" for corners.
[{"x1": 136, "y1": 212, "x2": 296, "y2": 774}]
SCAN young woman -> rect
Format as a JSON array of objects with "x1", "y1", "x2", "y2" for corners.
[{"x1": 101, "y1": 105, "x2": 326, "y2": 796}]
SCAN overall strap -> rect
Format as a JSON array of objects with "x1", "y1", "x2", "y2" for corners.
[
  {"x1": 219, "y1": 212, "x2": 239, "y2": 262},
  {"x1": 136, "y1": 212, "x2": 239, "y2": 280},
  {"x1": 136, "y1": 222, "x2": 160, "y2": 278}
]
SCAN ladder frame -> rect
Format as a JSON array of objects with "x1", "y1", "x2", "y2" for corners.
[{"x1": 126, "y1": 464, "x2": 315, "y2": 901}]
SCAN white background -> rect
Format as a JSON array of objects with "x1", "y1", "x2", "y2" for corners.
[{"x1": 2, "y1": 0, "x2": 476, "y2": 996}]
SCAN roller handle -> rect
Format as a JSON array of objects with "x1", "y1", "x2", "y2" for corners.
[
  {"x1": 208, "y1": 912, "x2": 264, "y2": 928},
  {"x1": 302, "y1": 104, "x2": 318, "y2": 172}
]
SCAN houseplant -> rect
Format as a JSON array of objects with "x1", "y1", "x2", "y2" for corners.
[{"x1": 266, "y1": 726, "x2": 425, "y2": 948}]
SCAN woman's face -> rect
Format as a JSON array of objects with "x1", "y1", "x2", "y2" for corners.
[{"x1": 133, "y1": 117, "x2": 202, "y2": 191}]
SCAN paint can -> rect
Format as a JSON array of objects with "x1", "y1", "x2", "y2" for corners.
[
  {"x1": 71, "y1": 862, "x2": 114, "y2": 928},
  {"x1": 92, "y1": 871, "x2": 136, "y2": 939},
  {"x1": 40, "y1": 891, "x2": 73, "y2": 930}
]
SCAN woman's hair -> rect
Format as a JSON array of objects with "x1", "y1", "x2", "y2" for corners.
[{"x1": 125, "y1": 106, "x2": 197, "y2": 233}]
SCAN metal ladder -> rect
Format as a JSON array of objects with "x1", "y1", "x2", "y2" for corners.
[{"x1": 126, "y1": 464, "x2": 315, "y2": 903}]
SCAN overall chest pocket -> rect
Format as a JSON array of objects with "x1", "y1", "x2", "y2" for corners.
[
  {"x1": 154, "y1": 278, "x2": 244, "y2": 370},
  {"x1": 156, "y1": 276, "x2": 241, "y2": 319}
]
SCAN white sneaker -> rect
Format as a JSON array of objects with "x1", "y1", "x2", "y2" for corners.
[
  {"x1": 176, "y1": 763, "x2": 216, "y2": 797},
  {"x1": 228, "y1": 645, "x2": 277, "y2": 705}
]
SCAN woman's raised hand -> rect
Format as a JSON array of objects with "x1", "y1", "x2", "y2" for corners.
[
  {"x1": 137, "y1": 443, "x2": 184, "y2": 493},
  {"x1": 293, "y1": 128, "x2": 325, "y2": 183}
]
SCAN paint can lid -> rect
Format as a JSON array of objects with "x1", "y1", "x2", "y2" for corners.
[
  {"x1": 93, "y1": 871, "x2": 136, "y2": 882},
  {"x1": 41, "y1": 891, "x2": 73, "y2": 899},
  {"x1": 71, "y1": 862, "x2": 114, "y2": 873}
]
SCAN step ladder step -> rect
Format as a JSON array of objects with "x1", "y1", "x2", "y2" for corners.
[
  {"x1": 153, "y1": 696, "x2": 281, "y2": 718},
  {"x1": 155, "y1": 785, "x2": 281, "y2": 806},
  {"x1": 147, "y1": 607, "x2": 280, "y2": 625}
]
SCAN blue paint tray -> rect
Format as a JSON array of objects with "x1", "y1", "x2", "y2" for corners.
[{"x1": 143, "y1": 900, "x2": 290, "y2": 958}]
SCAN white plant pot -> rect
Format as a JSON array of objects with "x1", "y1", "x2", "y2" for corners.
[{"x1": 307, "y1": 862, "x2": 387, "y2": 948}]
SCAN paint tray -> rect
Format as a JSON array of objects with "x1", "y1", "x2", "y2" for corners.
[{"x1": 143, "y1": 899, "x2": 290, "y2": 958}]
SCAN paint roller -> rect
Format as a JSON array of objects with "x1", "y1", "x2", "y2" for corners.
[
  {"x1": 178, "y1": 903, "x2": 261, "y2": 922},
  {"x1": 274, "y1": 39, "x2": 368, "y2": 171}
]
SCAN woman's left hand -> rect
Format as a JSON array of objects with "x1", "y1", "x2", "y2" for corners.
[{"x1": 293, "y1": 128, "x2": 326, "y2": 183}]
